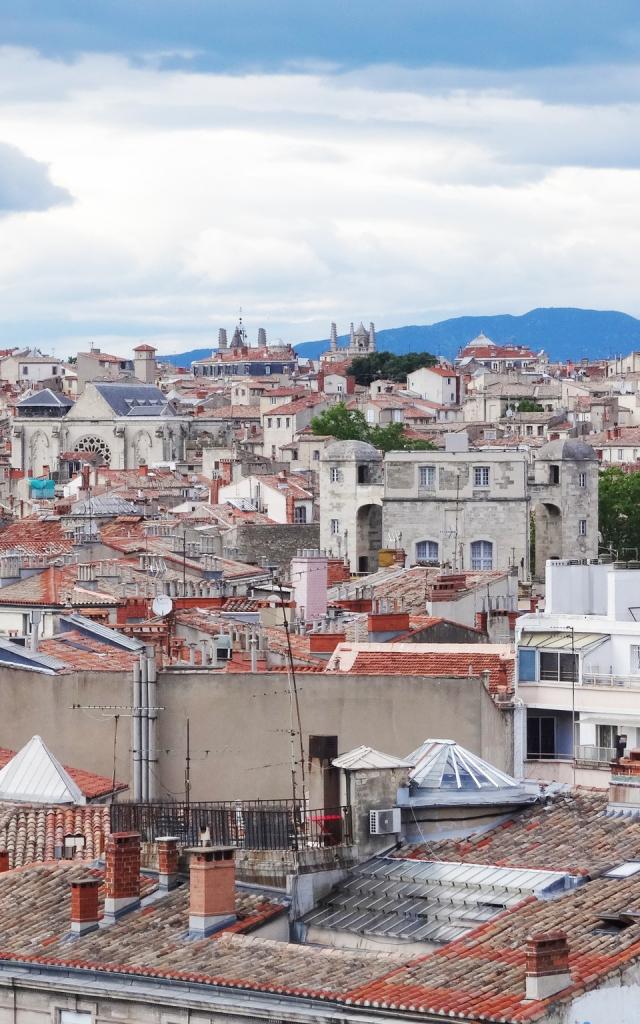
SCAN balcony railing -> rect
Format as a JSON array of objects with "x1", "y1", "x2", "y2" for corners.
[
  {"x1": 111, "y1": 800, "x2": 353, "y2": 851},
  {"x1": 521, "y1": 673, "x2": 640, "y2": 689},
  {"x1": 575, "y1": 744, "x2": 616, "y2": 765}
]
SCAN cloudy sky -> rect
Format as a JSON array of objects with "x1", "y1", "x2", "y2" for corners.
[{"x1": 0, "y1": 1, "x2": 639, "y2": 356}]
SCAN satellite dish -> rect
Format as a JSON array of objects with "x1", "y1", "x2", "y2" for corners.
[{"x1": 152, "y1": 595, "x2": 173, "y2": 618}]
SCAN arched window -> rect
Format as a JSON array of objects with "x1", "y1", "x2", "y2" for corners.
[
  {"x1": 471, "y1": 540, "x2": 493, "y2": 570},
  {"x1": 416, "y1": 540, "x2": 439, "y2": 563}
]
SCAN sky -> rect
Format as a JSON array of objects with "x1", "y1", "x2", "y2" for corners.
[{"x1": 0, "y1": 1, "x2": 640, "y2": 356}]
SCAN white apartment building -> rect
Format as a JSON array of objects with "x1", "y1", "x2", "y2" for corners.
[{"x1": 516, "y1": 558, "x2": 640, "y2": 787}]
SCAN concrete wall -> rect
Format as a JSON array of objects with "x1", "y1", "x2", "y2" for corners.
[{"x1": 0, "y1": 666, "x2": 514, "y2": 803}]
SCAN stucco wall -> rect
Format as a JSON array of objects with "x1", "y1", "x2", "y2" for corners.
[{"x1": 0, "y1": 665, "x2": 513, "y2": 804}]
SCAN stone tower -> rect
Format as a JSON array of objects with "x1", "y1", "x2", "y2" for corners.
[
  {"x1": 133, "y1": 344, "x2": 157, "y2": 385},
  {"x1": 530, "y1": 439, "x2": 599, "y2": 578}
]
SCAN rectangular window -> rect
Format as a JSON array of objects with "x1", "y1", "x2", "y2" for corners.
[
  {"x1": 526, "y1": 715, "x2": 556, "y2": 759},
  {"x1": 539, "y1": 651, "x2": 578, "y2": 682},
  {"x1": 285, "y1": 417, "x2": 290, "y2": 428},
  {"x1": 631, "y1": 646, "x2": 640, "y2": 673},
  {"x1": 473, "y1": 466, "x2": 490, "y2": 487},
  {"x1": 579, "y1": 519, "x2": 587, "y2": 536},
  {"x1": 313, "y1": 450, "x2": 320, "y2": 460},
  {"x1": 618, "y1": 449, "x2": 624, "y2": 460},
  {"x1": 419, "y1": 465, "x2": 435, "y2": 488},
  {"x1": 265, "y1": 366, "x2": 271, "y2": 375},
  {"x1": 518, "y1": 648, "x2": 536, "y2": 682},
  {"x1": 51, "y1": 366, "x2": 58, "y2": 375},
  {"x1": 578, "y1": 472, "x2": 586, "y2": 487},
  {"x1": 366, "y1": 409, "x2": 375, "y2": 424},
  {"x1": 293, "y1": 505, "x2": 307, "y2": 523},
  {"x1": 330, "y1": 467, "x2": 341, "y2": 483},
  {"x1": 267, "y1": 418, "x2": 272, "y2": 428},
  {"x1": 596, "y1": 724, "x2": 619, "y2": 749},
  {"x1": 59, "y1": 1013, "x2": 92, "y2": 1024},
  {"x1": 330, "y1": 518, "x2": 340, "y2": 535},
  {"x1": 276, "y1": 418, "x2": 281, "y2": 428},
  {"x1": 549, "y1": 464, "x2": 560, "y2": 484}
]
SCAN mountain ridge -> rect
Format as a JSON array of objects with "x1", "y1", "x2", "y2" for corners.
[{"x1": 163, "y1": 307, "x2": 640, "y2": 367}]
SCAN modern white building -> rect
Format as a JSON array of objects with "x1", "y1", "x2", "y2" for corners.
[{"x1": 516, "y1": 558, "x2": 640, "y2": 786}]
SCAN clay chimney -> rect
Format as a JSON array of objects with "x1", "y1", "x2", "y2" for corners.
[
  {"x1": 70, "y1": 877, "x2": 100, "y2": 935},
  {"x1": 104, "y1": 832, "x2": 141, "y2": 921},
  {"x1": 525, "y1": 932, "x2": 571, "y2": 1000},
  {"x1": 157, "y1": 836, "x2": 180, "y2": 891},
  {"x1": 0, "y1": 850, "x2": 9, "y2": 872},
  {"x1": 187, "y1": 845, "x2": 236, "y2": 937}
]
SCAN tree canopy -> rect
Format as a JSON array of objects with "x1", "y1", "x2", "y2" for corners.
[
  {"x1": 311, "y1": 403, "x2": 436, "y2": 453},
  {"x1": 347, "y1": 350, "x2": 437, "y2": 386},
  {"x1": 599, "y1": 467, "x2": 640, "y2": 558}
]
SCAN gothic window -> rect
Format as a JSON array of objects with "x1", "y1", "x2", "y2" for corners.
[{"x1": 75, "y1": 435, "x2": 112, "y2": 464}]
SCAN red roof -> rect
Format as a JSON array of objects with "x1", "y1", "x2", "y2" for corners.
[
  {"x1": 133, "y1": 344, "x2": 157, "y2": 353},
  {"x1": 0, "y1": 518, "x2": 72, "y2": 557}
]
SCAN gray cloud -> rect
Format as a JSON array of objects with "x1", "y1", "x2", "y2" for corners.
[{"x1": 0, "y1": 141, "x2": 72, "y2": 213}]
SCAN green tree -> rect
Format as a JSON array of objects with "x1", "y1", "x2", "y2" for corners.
[
  {"x1": 599, "y1": 467, "x2": 640, "y2": 558},
  {"x1": 310, "y1": 404, "x2": 369, "y2": 441},
  {"x1": 347, "y1": 350, "x2": 437, "y2": 386},
  {"x1": 311, "y1": 403, "x2": 436, "y2": 453},
  {"x1": 516, "y1": 399, "x2": 544, "y2": 412}
]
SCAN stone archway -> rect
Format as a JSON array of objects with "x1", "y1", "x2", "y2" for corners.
[
  {"x1": 533, "y1": 501, "x2": 562, "y2": 579},
  {"x1": 355, "y1": 503, "x2": 383, "y2": 573}
]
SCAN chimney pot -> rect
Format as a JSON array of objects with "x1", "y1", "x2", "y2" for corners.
[
  {"x1": 104, "y1": 832, "x2": 141, "y2": 921},
  {"x1": 525, "y1": 931, "x2": 571, "y2": 1001},
  {"x1": 157, "y1": 836, "x2": 180, "y2": 890},
  {"x1": 187, "y1": 845, "x2": 236, "y2": 937},
  {"x1": 70, "y1": 877, "x2": 100, "y2": 935}
]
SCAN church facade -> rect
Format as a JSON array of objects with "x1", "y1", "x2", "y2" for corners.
[{"x1": 12, "y1": 382, "x2": 188, "y2": 476}]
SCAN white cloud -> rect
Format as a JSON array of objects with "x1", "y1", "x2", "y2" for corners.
[{"x1": 0, "y1": 47, "x2": 638, "y2": 353}]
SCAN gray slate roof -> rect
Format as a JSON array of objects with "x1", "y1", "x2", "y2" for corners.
[
  {"x1": 16, "y1": 389, "x2": 73, "y2": 409},
  {"x1": 93, "y1": 383, "x2": 175, "y2": 417}
]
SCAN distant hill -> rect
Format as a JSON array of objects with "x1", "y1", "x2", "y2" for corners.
[
  {"x1": 162, "y1": 347, "x2": 212, "y2": 368},
  {"x1": 294, "y1": 308, "x2": 640, "y2": 363},
  {"x1": 163, "y1": 308, "x2": 640, "y2": 367}
]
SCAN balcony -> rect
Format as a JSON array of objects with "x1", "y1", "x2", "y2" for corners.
[
  {"x1": 574, "y1": 744, "x2": 615, "y2": 766},
  {"x1": 582, "y1": 672, "x2": 640, "y2": 689}
]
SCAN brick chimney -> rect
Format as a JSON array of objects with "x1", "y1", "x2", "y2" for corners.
[
  {"x1": 0, "y1": 850, "x2": 9, "y2": 872},
  {"x1": 187, "y1": 845, "x2": 236, "y2": 937},
  {"x1": 70, "y1": 878, "x2": 100, "y2": 936},
  {"x1": 104, "y1": 832, "x2": 141, "y2": 921},
  {"x1": 525, "y1": 932, "x2": 571, "y2": 1000},
  {"x1": 157, "y1": 836, "x2": 180, "y2": 891}
]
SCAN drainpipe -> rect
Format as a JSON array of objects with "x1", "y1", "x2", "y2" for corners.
[
  {"x1": 140, "y1": 653, "x2": 149, "y2": 802},
  {"x1": 132, "y1": 660, "x2": 142, "y2": 802},
  {"x1": 146, "y1": 645, "x2": 158, "y2": 800}
]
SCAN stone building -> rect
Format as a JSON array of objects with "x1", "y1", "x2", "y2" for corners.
[
  {"x1": 12, "y1": 381, "x2": 188, "y2": 475},
  {"x1": 320, "y1": 434, "x2": 599, "y2": 577}
]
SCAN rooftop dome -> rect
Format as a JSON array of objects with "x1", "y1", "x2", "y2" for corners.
[
  {"x1": 322, "y1": 439, "x2": 383, "y2": 461},
  {"x1": 537, "y1": 438, "x2": 597, "y2": 461},
  {"x1": 400, "y1": 738, "x2": 535, "y2": 809}
]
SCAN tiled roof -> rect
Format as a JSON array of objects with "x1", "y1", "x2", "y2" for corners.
[
  {"x1": 397, "y1": 789, "x2": 640, "y2": 877},
  {"x1": 6, "y1": 859, "x2": 640, "y2": 1021},
  {"x1": 38, "y1": 630, "x2": 141, "y2": 672},
  {"x1": 0, "y1": 804, "x2": 110, "y2": 866},
  {"x1": 0, "y1": 750, "x2": 124, "y2": 801},
  {"x1": 0, "y1": 565, "x2": 118, "y2": 608},
  {"x1": 265, "y1": 395, "x2": 325, "y2": 416},
  {"x1": 0, "y1": 518, "x2": 72, "y2": 557},
  {"x1": 329, "y1": 566, "x2": 509, "y2": 612},
  {"x1": 327, "y1": 643, "x2": 514, "y2": 695}
]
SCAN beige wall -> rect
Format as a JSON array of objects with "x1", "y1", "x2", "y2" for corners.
[{"x1": 0, "y1": 666, "x2": 513, "y2": 803}]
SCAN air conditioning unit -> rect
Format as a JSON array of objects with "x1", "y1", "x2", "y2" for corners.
[{"x1": 369, "y1": 808, "x2": 401, "y2": 835}]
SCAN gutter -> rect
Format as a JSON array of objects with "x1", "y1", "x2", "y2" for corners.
[{"x1": 0, "y1": 960, "x2": 481, "y2": 1024}]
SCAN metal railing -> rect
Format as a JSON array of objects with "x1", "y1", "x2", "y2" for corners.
[
  {"x1": 575, "y1": 744, "x2": 616, "y2": 765},
  {"x1": 111, "y1": 800, "x2": 352, "y2": 851},
  {"x1": 582, "y1": 672, "x2": 640, "y2": 689}
]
